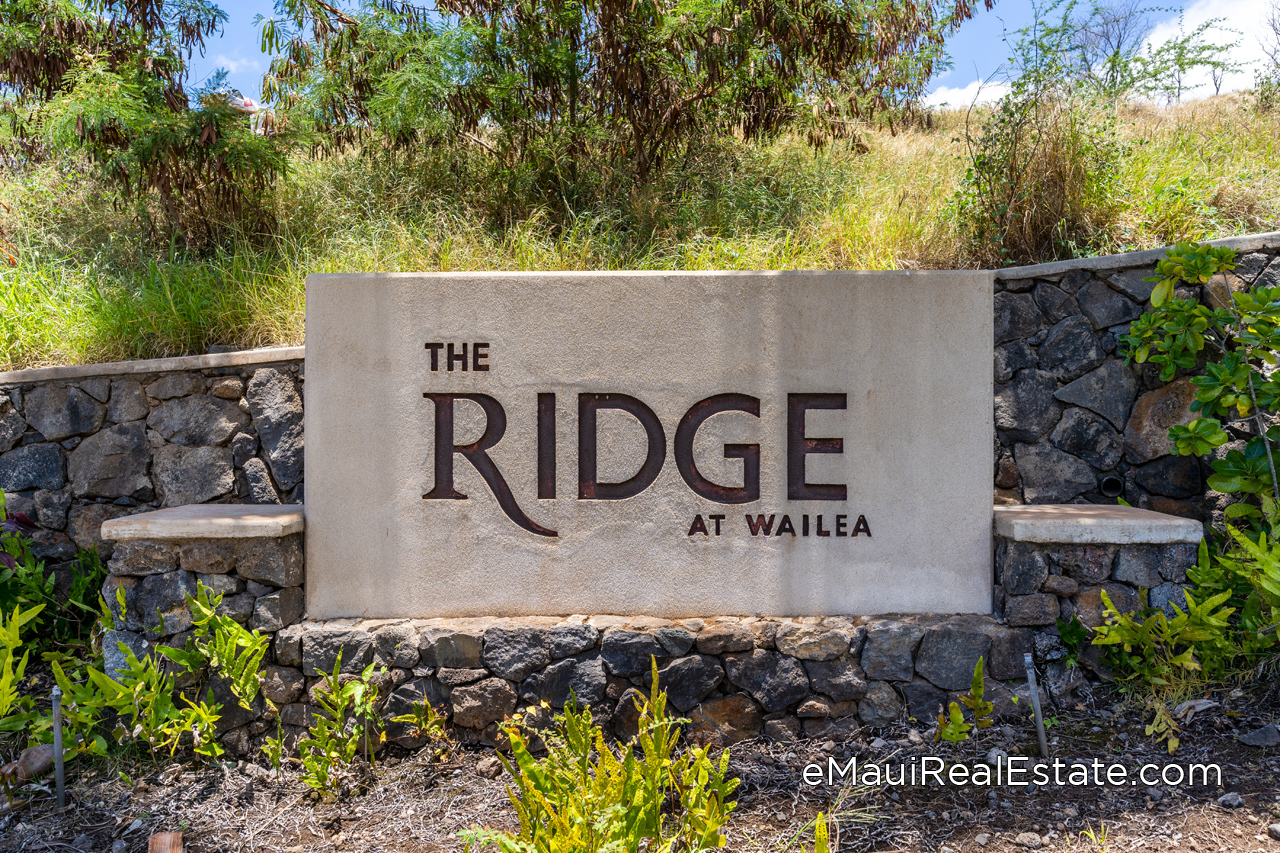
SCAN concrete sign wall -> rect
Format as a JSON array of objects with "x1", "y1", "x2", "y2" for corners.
[{"x1": 304, "y1": 271, "x2": 994, "y2": 618}]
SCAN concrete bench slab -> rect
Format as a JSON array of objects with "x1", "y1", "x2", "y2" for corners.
[
  {"x1": 994, "y1": 504, "x2": 1201, "y2": 545},
  {"x1": 101, "y1": 504, "x2": 305, "y2": 541}
]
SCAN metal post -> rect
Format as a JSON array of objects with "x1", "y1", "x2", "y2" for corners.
[
  {"x1": 52, "y1": 685, "x2": 65, "y2": 810},
  {"x1": 1023, "y1": 652, "x2": 1049, "y2": 759}
]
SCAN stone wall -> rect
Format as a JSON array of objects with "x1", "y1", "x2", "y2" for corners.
[
  {"x1": 0, "y1": 349, "x2": 305, "y2": 581},
  {"x1": 992, "y1": 233, "x2": 1280, "y2": 522}
]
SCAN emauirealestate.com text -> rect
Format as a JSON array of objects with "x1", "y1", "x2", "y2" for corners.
[{"x1": 802, "y1": 757, "x2": 1221, "y2": 789}]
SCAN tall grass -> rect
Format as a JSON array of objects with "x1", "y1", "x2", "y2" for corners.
[{"x1": 1, "y1": 97, "x2": 1277, "y2": 370}]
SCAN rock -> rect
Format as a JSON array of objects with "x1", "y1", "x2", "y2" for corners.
[
  {"x1": 132, "y1": 570, "x2": 198, "y2": 634},
  {"x1": 1113, "y1": 546, "x2": 1166, "y2": 588},
  {"x1": 152, "y1": 444, "x2": 234, "y2": 506},
  {"x1": 774, "y1": 623, "x2": 849, "y2": 660},
  {"x1": 102, "y1": 630, "x2": 151, "y2": 680},
  {"x1": 483, "y1": 626, "x2": 550, "y2": 681},
  {"x1": 1107, "y1": 269, "x2": 1156, "y2": 301},
  {"x1": 653, "y1": 655, "x2": 724, "y2": 711},
  {"x1": 797, "y1": 696, "x2": 835, "y2": 718},
  {"x1": 915, "y1": 626, "x2": 992, "y2": 690},
  {"x1": 145, "y1": 373, "x2": 203, "y2": 400},
  {"x1": 0, "y1": 443, "x2": 65, "y2": 492},
  {"x1": 1239, "y1": 723, "x2": 1280, "y2": 747},
  {"x1": 1041, "y1": 575, "x2": 1078, "y2": 596},
  {"x1": 687, "y1": 694, "x2": 763, "y2": 747},
  {"x1": 250, "y1": 587, "x2": 304, "y2": 632},
  {"x1": 1032, "y1": 282, "x2": 1080, "y2": 323},
  {"x1": 900, "y1": 678, "x2": 948, "y2": 720},
  {"x1": 1075, "y1": 584, "x2": 1140, "y2": 627},
  {"x1": 370, "y1": 623, "x2": 420, "y2": 668},
  {"x1": 3, "y1": 490, "x2": 35, "y2": 521},
  {"x1": 1078, "y1": 279, "x2": 1142, "y2": 328},
  {"x1": 522, "y1": 652, "x2": 607, "y2": 707},
  {"x1": 1052, "y1": 545, "x2": 1117, "y2": 583},
  {"x1": 0, "y1": 394, "x2": 26, "y2": 452},
  {"x1": 1125, "y1": 379, "x2": 1197, "y2": 463},
  {"x1": 302, "y1": 627, "x2": 374, "y2": 675},
  {"x1": 22, "y1": 385, "x2": 105, "y2": 441},
  {"x1": 860, "y1": 622, "x2": 924, "y2": 682},
  {"x1": 723, "y1": 650, "x2": 811, "y2": 712},
  {"x1": 994, "y1": 341, "x2": 1038, "y2": 383},
  {"x1": 420, "y1": 626, "x2": 484, "y2": 668},
  {"x1": 436, "y1": 668, "x2": 486, "y2": 687},
  {"x1": 67, "y1": 423, "x2": 151, "y2": 499},
  {"x1": 1217, "y1": 791, "x2": 1244, "y2": 808},
  {"x1": 235, "y1": 535, "x2": 303, "y2": 587},
  {"x1": 242, "y1": 457, "x2": 280, "y2": 504},
  {"x1": 476, "y1": 755, "x2": 504, "y2": 779},
  {"x1": 763, "y1": 717, "x2": 801, "y2": 742},
  {"x1": 858, "y1": 681, "x2": 904, "y2": 725},
  {"x1": 1146, "y1": 581, "x2": 1182, "y2": 614},
  {"x1": 1014, "y1": 830, "x2": 1043, "y2": 848},
  {"x1": 1005, "y1": 594, "x2": 1060, "y2": 627},
  {"x1": 231, "y1": 432, "x2": 258, "y2": 467},
  {"x1": 30, "y1": 528, "x2": 75, "y2": 561},
  {"x1": 209, "y1": 377, "x2": 244, "y2": 399},
  {"x1": 180, "y1": 541, "x2": 235, "y2": 574},
  {"x1": 600, "y1": 629, "x2": 667, "y2": 677},
  {"x1": 217, "y1": 592, "x2": 255, "y2": 623},
  {"x1": 1050, "y1": 408, "x2": 1122, "y2": 470},
  {"x1": 147, "y1": 395, "x2": 249, "y2": 447},
  {"x1": 695, "y1": 622, "x2": 754, "y2": 654},
  {"x1": 67, "y1": 503, "x2": 130, "y2": 557},
  {"x1": 245, "y1": 369, "x2": 305, "y2": 490},
  {"x1": 994, "y1": 292, "x2": 1043, "y2": 345},
  {"x1": 1002, "y1": 542, "x2": 1049, "y2": 595},
  {"x1": 803, "y1": 659, "x2": 868, "y2": 702},
  {"x1": 653, "y1": 626, "x2": 695, "y2": 656},
  {"x1": 546, "y1": 623, "x2": 599, "y2": 658},
  {"x1": 451, "y1": 678, "x2": 517, "y2": 729},
  {"x1": 107, "y1": 379, "x2": 149, "y2": 423},
  {"x1": 275, "y1": 624, "x2": 304, "y2": 667},
  {"x1": 1014, "y1": 443, "x2": 1096, "y2": 503},
  {"x1": 261, "y1": 665, "x2": 306, "y2": 705},
  {"x1": 803, "y1": 716, "x2": 861, "y2": 740},
  {"x1": 197, "y1": 573, "x2": 239, "y2": 597},
  {"x1": 613, "y1": 687, "x2": 646, "y2": 740},
  {"x1": 33, "y1": 486, "x2": 71, "y2": 530},
  {"x1": 987, "y1": 627, "x2": 1035, "y2": 680},
  {"x1": 995, "y1": 370, "x2": 1061, "y2": 443},
  {"x1": 1268, "y1": 823, "x2": 1280, "y2": 842},
  {"x1": 1053, "y1": 361, "x2": 1139, "y2": 430},
  {"x1": 1038, "y1": 316, "x2": 1106, "y2": 381},
  {"x1": 108, "y1": 540, "x2": 179, "y2": 576},
  {"x1": 1132, "y1": 455, "x2": 1201, "y2": 498},
  {"x1": 974, "y1": 833, "x2": 991, "y2": 847}
]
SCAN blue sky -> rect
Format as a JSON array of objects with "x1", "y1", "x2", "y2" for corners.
[{"x1": 190, "y1": 0, "x2": 1270, "y2": 106}]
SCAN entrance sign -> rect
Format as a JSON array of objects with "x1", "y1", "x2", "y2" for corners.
[{"x1": 305, "y1": 271, "x2": 994, "y2": 618}]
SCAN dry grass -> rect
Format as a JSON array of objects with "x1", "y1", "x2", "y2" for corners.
[{"x1": 0, "y1": 96, "x2": 1277, "y2": 370}]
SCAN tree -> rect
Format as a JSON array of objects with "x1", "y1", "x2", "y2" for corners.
[
  {"x1": 0, "y1": 0, "x2": 291, "y2": 245},
  {"x1": 258, "y1": 0, "x2": 993, "y2": 185}
]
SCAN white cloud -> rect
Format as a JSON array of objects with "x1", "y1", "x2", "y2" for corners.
[
  {"x1": 1144, "y1": 0, "x2": 1274, "y2": 97},
  {"x1": 213, "y1": 54, "x2": 263, "y2": 76},
  {"x1": 924, "y1": 79, "x2": 1011, "y2": 108}
]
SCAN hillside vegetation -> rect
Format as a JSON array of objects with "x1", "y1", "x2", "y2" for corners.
[{"x1": 1, "y1": 94, "x2": 1277, "y2": 370}]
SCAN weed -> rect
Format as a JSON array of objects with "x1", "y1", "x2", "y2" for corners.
[
  {"x1": 297, "y1": 653, "x2": 385, "y2": 796},
  {"x1": 935, "y1": 657, "x2": 994, "y2": 746},
  {"x1": 462, "y1": 661, "x2": 738, "y2": 853}
]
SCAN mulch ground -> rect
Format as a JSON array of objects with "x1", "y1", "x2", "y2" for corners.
[{"x1": 3, "y1": 679, "x2": 1278, "y2": 853}]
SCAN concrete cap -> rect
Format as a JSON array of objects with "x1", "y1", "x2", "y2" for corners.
[
  {"x1": 993, "y1": 504, "x2": 1202, "y2": 545},
  {"x1": 101, "y1": 504, "x2": 305, "y2": 541}
]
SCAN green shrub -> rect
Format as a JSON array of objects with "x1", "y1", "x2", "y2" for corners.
[
  {"x1": 1092, "y1": 586, "x2": 1237, "y2": 690},
  {"x1": 462, "y1": 662, "x2": 738, "y2": 853}
]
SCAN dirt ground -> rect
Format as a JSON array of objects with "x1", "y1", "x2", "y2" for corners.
[{"x1": 3, "y1": 680, "x2": 1278, "y2": 853}]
